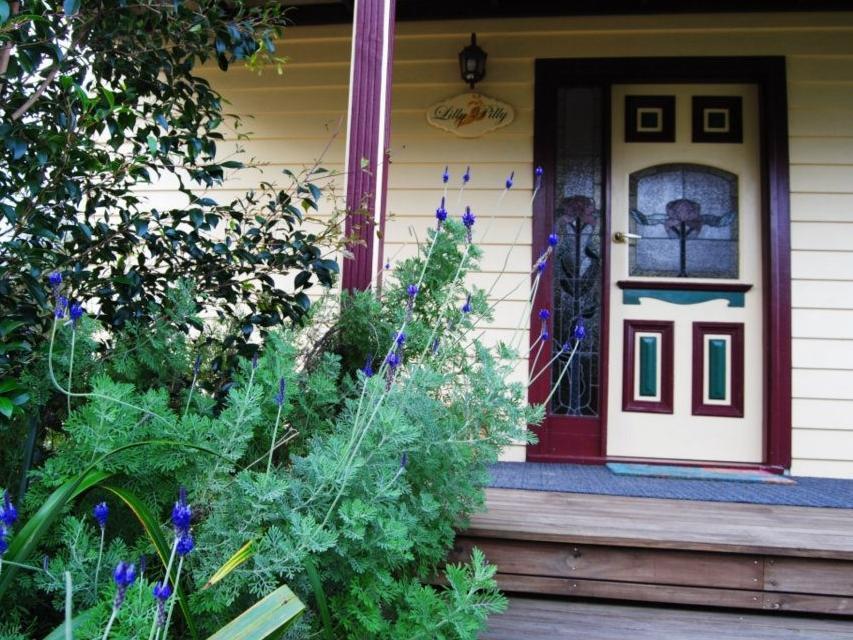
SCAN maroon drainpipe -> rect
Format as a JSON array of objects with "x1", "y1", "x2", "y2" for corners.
[{"x1": 341, "y1": 0, "x2": 396, "y2": 292}]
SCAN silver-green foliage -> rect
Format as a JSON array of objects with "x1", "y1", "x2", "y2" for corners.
[{"x1": 19, "y1": 220, "x2": 540, "y2": 638}]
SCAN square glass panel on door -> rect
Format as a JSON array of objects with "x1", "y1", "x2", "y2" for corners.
[{"x1": 607, "y1": 84, "x2": 763, "y2": 463}]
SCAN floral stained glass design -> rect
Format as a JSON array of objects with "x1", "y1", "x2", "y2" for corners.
[
  {"x1": 629, "y1": 164, "x2": 739, "y2": 279},
  {"x1": 551, "y1": 87, "x2": 603, "y2": 417}
]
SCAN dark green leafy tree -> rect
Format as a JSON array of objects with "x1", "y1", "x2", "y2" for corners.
[{"x1": 0, "y1": 0, "x2": 340, "y2": 485}]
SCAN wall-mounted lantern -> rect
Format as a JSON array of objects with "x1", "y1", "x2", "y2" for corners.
[{"x1": 458, "y1": 33, "x2": 487, "y2": 90}]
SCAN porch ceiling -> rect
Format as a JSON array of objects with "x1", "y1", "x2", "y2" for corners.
[{"x1": 281, "y1": 0, "x2": 853, "y2": 25}]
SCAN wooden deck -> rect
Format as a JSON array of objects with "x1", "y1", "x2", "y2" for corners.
[
  {"x1": 481, "y1": 598, "x2": 853, "y2": 639},
  {"x1": 451, "y1": 488, "x2": 853, "y2": 615}
]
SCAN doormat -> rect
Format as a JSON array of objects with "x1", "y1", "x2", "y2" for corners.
[
  {"x1": 488, "y1": 463, "x2": 853, "y2": 507},
  {"x1": 606, "y1": 462, "x2": 796, "y2": 485}
]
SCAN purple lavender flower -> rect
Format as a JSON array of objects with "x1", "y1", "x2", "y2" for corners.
[
  {"x1": 442, "y1": 166, "x2": 449, "y2": 184},
  {"x1": 54, "y1": 295, "x2": 68, "y2": 319},
  {"x1": 538, "y1": 309, "x2": 550, "y2": 321},
  {"x1": 384, "y1": 261, "x2": 391, "y2": 270},
  {"x1": 153, "y1": 581, "x2": 172, "y2": 628},
  {"x1": 573, "y1": 320, "x2": 586, "y2": 342},
  {"x1": 112, "y1": 561, "x2": 137, "y2": 609},
  {"x1": 560, "y1": 342, "x2": 571, "y2": 354},
  {"x1": 48, "y1": 272, "x2": 62, "y2": 288},
  {"x1": 431, "y1": 338, "x2": 440, "y2": 354},
  {"x1": 69, "y1": 302, "x2": 84, "y2": 326},
  {"x1": 361, "y1": 354, "x2": 374, "y2": 378},
  {"x1": 385, "y1": 352, "x2": 400, "y2": 369},
  {"x1": 541, "y1": 329, "x2": 550, "y2": 341},
  {"x1": 535, "y1": 166, "x2": 544, "y2": 178},
  {"x1": 176, "y1": 533, "x2": 194, "y2": 556},
  {"x1": 548, "y1": 233, "x2": 559, "y2": 247},
  {"x1": 462, "y1": 206, "x2": 475, "y2": 243},
  {"x1": 505, "y1": 171, "x2": 515, "y2": 190},
  {"x1": 462, "y1": 166, "x2": 471, "y2": 183},
  {"x1": 461, "y1": 294, "x2": 472, "y2": 314},
  {"x1": 395, "y1": 332, "x2": 406, "y2": 347},
  {"x1": 93, "y1": 502, "x2": 109, "y2": 529},
  {"x1": 153, "y1": 581, "x2": 172, "y2": 601},
  {"x1": 0, "y1": 530, "x2": 9, "y2": 556},
  {"x1": 252, "y1": 353, "x2": 259, "y2": 370},
  {"x1": 535, "y1": 253, "x2": 548, "y2": 273},
  {"x1": 385, "y1": 352, "x2": 400, "y2": 389},
  {"x1": 274, "y1": 377, "x2": 287, "y2": 406},
  {"x1": 435, "y1": 197, "x2": 448, "y2": 228},
  {"x1": 407, "y1": 284, "x2": 418, "y2": 298},
  {"x1": 171, "y1": 487, "x2": 191, "y2": 535},
  {"x1": 193, "y1": 355, "x2": 202, "y2": 376},
  {"x1": 1, "y1": 491, "x2": 18, "y2": 528}
]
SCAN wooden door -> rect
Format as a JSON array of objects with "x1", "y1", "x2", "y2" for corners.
[{"x1": 606, "y1": 84, "x2": 763, "y2": 463}]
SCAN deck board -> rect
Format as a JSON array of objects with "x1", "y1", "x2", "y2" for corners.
[
  {"x1": 469, "y1": 488, "x2": 853, "y2": 559},
  {"x1": 481, "y1": 598, "x2": 853, "y2": 639}
]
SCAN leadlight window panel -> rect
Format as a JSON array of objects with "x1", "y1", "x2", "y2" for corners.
[
  {"x1": 551, "y1": 87, "x2": 603, "y2": 417},
  {"x1": 629, "y1": 164, "x2": 739, "y2": 279}
]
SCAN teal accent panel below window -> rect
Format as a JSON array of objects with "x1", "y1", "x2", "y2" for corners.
[
  {"x1": 622, "y1": 289, "x2": 745, "y2": 307},
  {"x1": 708, "y1": 339, "x2": 727, "y2": 401},
  {"x1": 638, "y1": 336, "x2": 658, "y2": 398}
]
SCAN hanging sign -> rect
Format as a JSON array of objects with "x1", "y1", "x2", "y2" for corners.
[{"x1": 426, "y1": 92, "x2": 515, "y2": 138}]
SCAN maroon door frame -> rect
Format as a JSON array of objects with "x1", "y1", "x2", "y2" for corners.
[{"x1": 527, "y1": 57, "x2": 792, "y2": 472}]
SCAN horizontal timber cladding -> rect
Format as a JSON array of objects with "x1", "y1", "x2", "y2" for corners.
[{"x1": 174, "y1": 11, "x2": 853, "y2": 474}]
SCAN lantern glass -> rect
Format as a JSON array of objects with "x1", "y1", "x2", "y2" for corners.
[{"x1": 458, "y1": 33, "x2": 487, "y2": 89}]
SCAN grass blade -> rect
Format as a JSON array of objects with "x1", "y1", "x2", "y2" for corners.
[
  {"x1": 303, "y1": 556, "x2": 333, "y2": 640},
  {"x1": 203, "y1": 539, "x2": 255, "y2": 589}
]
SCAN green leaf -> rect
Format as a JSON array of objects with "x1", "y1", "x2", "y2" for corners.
[
  {"x1": 102, "y1": 484, "x2": 199, "y2": 639},
  {"x1": 206, "y1": 584, "x2": 305, "y2": 640},
  {"x1": 147, "y1": 134, "x2": 159, "y2": 154},
  {"x1": 0, "y1": 379, "x2": 23, "y2": 393},
  {"x1": 203, "y1": 539, "x2": 255, "y2": 589},
  {"x1": 303, "y1": 557, "x2": 333, "y2": 640},
  {"x1": 0, "y1": 397, "x2": 13, "y2": 418}
]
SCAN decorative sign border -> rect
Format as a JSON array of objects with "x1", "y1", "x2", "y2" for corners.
[{"x1": 426, "y1": 92, "x2": 515, "y2": 138}]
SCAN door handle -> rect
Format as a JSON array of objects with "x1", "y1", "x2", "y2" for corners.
[{"x1": 614, "y1": 231, "x2": 642, "y2": 244}]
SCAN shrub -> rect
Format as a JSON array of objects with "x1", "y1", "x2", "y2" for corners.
[
  {"x1": 1, "y1": 212, "x2": 545, "y2": 639},
  {"x1": 0, "y1": 0, "x2": 341, "y2": 493}
]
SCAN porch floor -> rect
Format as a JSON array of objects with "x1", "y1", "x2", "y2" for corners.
[
  {"x1": 452, "y1": 488, "x2": 853, "y2": 615},
  {"x1": 488, "y1": 462, "x2": 853, "y2": 508},
  {"x1": 480, "y1": 598, "x2": 853, "y2": 639}
]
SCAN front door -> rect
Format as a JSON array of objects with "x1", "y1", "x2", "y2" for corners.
[
  {"x1": 606, "y1": 84, "x2": 763, "y2": 463},
  {"x1": 529, "y1": 58, "x2": 791, "y2": 468}
]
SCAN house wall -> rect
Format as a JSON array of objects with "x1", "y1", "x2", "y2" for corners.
[{"x1": 181, "y1": 11, "x2": 853, "y2": 477}]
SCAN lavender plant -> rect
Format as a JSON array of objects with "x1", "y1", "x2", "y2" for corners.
[{"x1": 0, "y1": 167, "x2": 583, "y2": 639}]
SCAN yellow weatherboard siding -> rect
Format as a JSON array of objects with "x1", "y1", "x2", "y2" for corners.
[{"x1": 154, "y1": 12, "x2": 853, "y2": 476}]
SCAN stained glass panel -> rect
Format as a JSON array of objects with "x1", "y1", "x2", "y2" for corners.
[
  {"x1": 550, "y1": 87, "x2": 603, "y2": 417},
  {"x1": 629, "y1": 164, "x2": 739, "y2": 279}
]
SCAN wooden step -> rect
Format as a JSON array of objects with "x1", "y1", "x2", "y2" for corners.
[
  {"x1": 454, "y1": 488, "x2": 853, "y2": 615},
  {"x1": 481, "y1": 597, "x2": 853, "y2": 640}
]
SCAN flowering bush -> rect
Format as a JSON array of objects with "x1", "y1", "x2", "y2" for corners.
[{"x1": 0, "y1": 167, "x2": 578, "y2": 638}]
